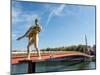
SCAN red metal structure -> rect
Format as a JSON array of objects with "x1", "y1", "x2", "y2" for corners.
[{"x1": 12, "y1": 51, "x2": 92, "y2": 64}]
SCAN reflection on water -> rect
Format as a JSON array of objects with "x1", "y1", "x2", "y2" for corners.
[
  {"x1": 12, "y1": 63, "x2": 28, "y2": 74},
  {"x1": 12, "y1": 61, "x2": 96, "y2": 74},
  {"x1": 35, "y1": 61, "x2": 96, "y2": 73}
]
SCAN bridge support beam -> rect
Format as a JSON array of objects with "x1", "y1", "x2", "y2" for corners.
[{"x1": 19, "y1": 60, "x2": 36, "y2": 73}]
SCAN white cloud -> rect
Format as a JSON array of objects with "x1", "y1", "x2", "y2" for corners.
[
  {"x1": 46, "y1": 11, "x2": 54, "y2": 27},
  {"x1": 12, "y1": 1, "x2": 41, "y2": 26},
  {"x1": 54, "y1": 4, "x2": 66, "y2": 16},
  {"x1": 12, "y1": 5, "x2": 40, "y2": 27},
  {"x1": 46, "y1": 4, "x2": 66, "y2": 26}
]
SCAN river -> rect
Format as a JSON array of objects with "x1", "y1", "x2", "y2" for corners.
[{"x1": 12, "y1": 61, "x2": 96, "y2": 74}]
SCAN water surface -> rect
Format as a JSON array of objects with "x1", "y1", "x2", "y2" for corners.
[{"x1": 12, "y1": 61, "x2": 96, "y2": 74}]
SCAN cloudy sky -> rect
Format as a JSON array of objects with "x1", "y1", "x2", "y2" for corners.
[{"x1": 12, "y1": 0, "x2": 96, "y2": 51}]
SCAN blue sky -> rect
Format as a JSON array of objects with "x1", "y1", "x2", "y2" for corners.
[{"x1": 12, "y1": 0, "x2": 96, "y2": 51}]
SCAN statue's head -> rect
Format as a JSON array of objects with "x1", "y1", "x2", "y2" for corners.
[
  {"x1": 34, "y1": 18, "x2": 42, "y2": 32},
  {"x1": 35, "y1": 18, "x2": 38, "y2": 25}
]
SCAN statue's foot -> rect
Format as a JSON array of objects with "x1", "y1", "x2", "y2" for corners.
[
  {"x1": 38, "y1": 56, "x2": 42, "y2": 60},
  {"x1": 27, "y1": 57, "x2": 31, "y2": 60}
]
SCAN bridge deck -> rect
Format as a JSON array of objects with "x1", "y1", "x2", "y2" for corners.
[{"x1": 12, "y1": 51, "x2": 92, "y2": 64}]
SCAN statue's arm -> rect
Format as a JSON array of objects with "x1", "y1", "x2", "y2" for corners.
[
  {"x1": 16, "y1": 27, "x2": 32, "y2": 40},
  {"x1": 16, "y1": 35, "x2": 25, "y2": 40},
  {"x1": 23, "y1": 27, "x2": 32, "y2": 36}
]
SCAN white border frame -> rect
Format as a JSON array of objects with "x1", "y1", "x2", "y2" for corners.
[{"x1": 0, "y1": 0, "x2": 100, "y2": 75}]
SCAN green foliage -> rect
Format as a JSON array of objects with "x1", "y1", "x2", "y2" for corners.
[{"x1": 41, "y1": 44, "x2": 93, "y2": 53}]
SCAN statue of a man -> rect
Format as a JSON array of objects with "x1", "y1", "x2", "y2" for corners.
[{"x1": 17, "y1": 18, "x2": 42, "y2": 59}]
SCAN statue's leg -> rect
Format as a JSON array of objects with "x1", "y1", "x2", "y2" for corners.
[
  {"x1": 36, "y1": 47, "x2": 41, "y2": 59},
  {"x1": 34, "y1": 34, "x2": 41, "y2": 59},
  {"x1": 27, "y1": 40, "x2": 32, "y2": 60}
]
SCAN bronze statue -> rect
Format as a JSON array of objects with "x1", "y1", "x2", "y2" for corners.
[{"x1": 17, "y1": 18, "x2": 42, "y2": 59}]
